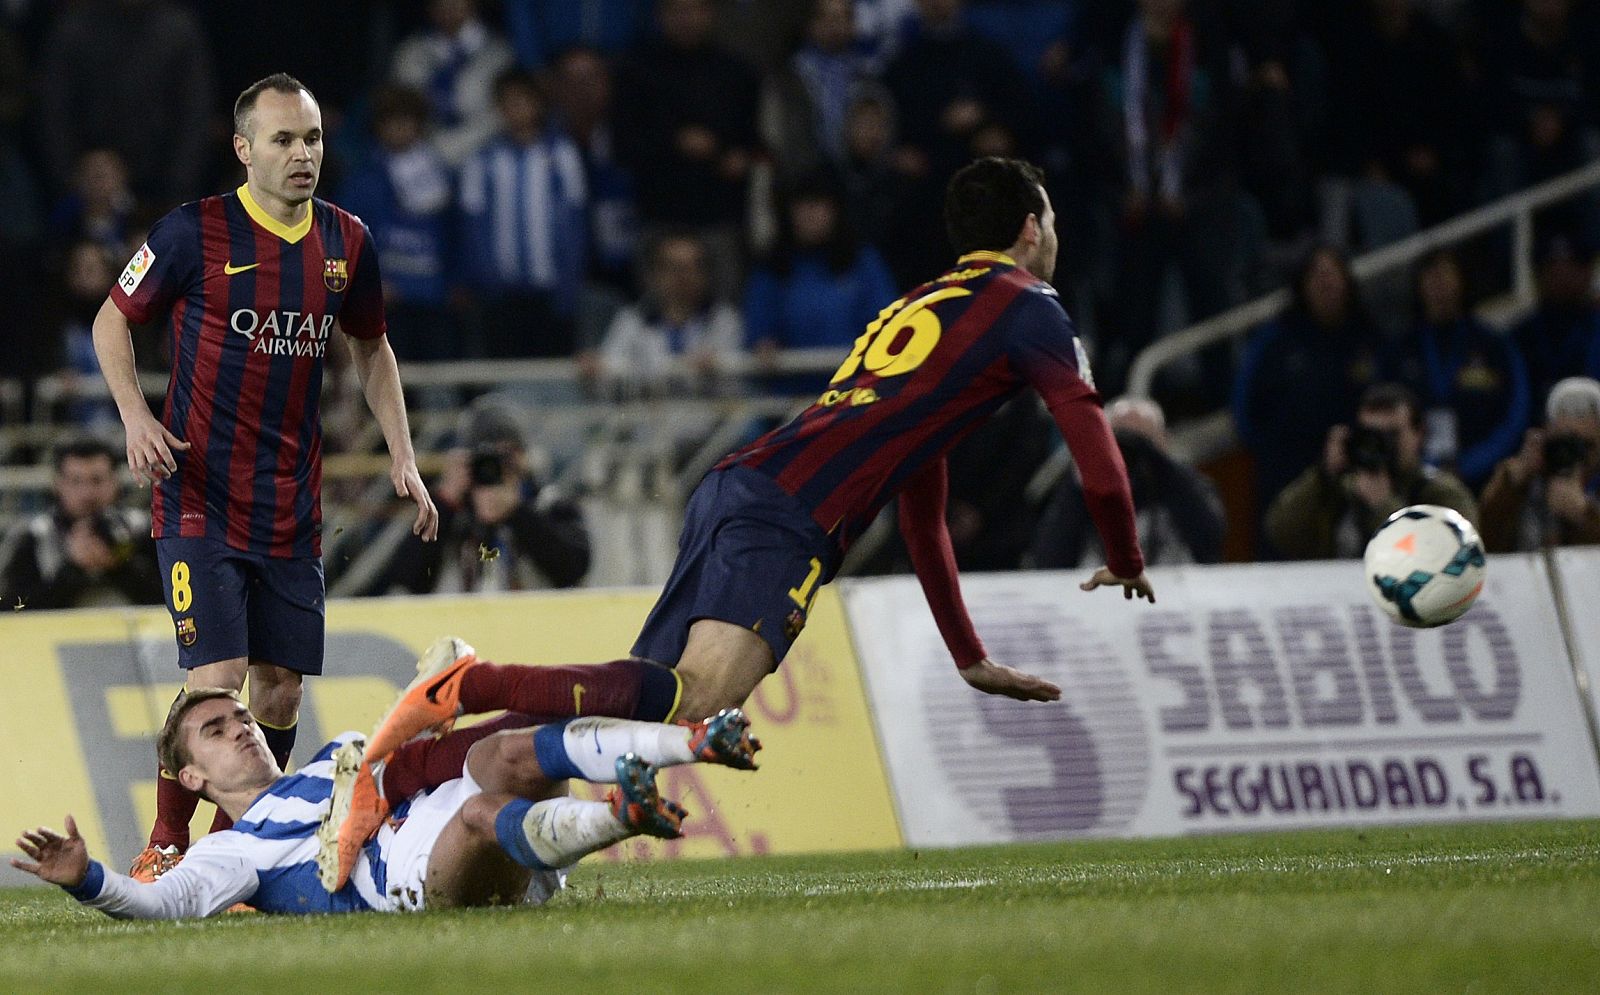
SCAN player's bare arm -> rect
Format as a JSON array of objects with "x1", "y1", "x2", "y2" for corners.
[
  {"x1": 345, "y1": 332, "x2": 439, "y2": 541},
  {"x1": 90, "y1": 298, "x2": 190, "y2": 487},
  {"x1": 11, "y1": 816, "x2": 89, "y2": 889}
]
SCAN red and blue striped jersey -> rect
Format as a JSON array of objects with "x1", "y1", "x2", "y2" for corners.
[
  {"x1": 722, "y1": 251, "x2": 1121, "y2": 555},
  {"x1": 110, "y1": 185, "x2": 385, "y2": 558}
]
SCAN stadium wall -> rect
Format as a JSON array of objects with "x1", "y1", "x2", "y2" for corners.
[{"x1": 4, "y1": 553, "x2": 1599, "y2": 886}]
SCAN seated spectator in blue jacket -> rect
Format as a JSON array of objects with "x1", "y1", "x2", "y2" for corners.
[
  {"x1": 744, "y1": 169, "x2": 897, "y2": 390},
  {"x1": 340, "y1": 86, "x2": 459, "y2": 362},
  {"x1": 1513, "y1": 231, "x2": 1600, "y2": 404},
  {"x1": 461, "y1": 69, "x2": 588, "y2": 358},
  {"x1": 1385, "y1": 249, "x2": 1530, "y2": 491},
  {"x1": 1234, "y1": 245, "x2": 1385, "y2": 529}
]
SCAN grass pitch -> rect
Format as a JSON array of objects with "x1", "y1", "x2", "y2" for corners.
[{"x1": 3, "y1": 820, "x2": 1597, "y2": 994}]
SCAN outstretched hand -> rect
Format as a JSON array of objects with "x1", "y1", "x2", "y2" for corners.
[
  {"x1": 11, "y1": 815, "x2": 88, "y2": 888},
  {"x1": 959, "y1": 658, "x2": 1062, "y2": 702},
  {"x1": 1079, "y1": 567, "x2": 1156, "y2": 603}
]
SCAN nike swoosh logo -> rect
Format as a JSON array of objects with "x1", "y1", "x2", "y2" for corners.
[
  {"x1": 223, "y1": 262, "x2": 260, "y2": 275},
  {"x1": 423, "y1": 666, "x2": 458, "y2": 704}
]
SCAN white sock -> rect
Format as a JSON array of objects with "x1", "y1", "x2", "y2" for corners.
[
  {"x1": 553, "y1": 717, "x2": 694, "y2": 783},
  {"x1": 520, "y1": 796, "x2": 629, "y2": 868}
]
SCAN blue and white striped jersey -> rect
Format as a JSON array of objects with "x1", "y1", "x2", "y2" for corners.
[{"x1": 71, "y1": 735, "x2": 394, "y2": 918}]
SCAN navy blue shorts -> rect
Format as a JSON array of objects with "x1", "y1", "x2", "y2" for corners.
[
  {"x1": 156, "y1": 536, "x2": 326, "y2": 675},
  {"x1": 632, "y1": 466, "x2": 838, "y2": 670}
]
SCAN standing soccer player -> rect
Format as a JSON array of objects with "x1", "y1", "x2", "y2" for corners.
[{"x1": 92, "y1": 73, "x2": 440, "y2": 879}]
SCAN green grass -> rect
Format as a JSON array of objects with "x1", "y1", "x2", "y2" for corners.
[{"x1": 4, "y1": 820, "x2": 1598, "y2": 994}]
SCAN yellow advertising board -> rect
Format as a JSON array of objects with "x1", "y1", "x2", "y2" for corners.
[{"x1": 0, "y1": 588, "x2": 902, "y2": 880}]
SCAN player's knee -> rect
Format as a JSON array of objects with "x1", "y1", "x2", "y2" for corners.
[
  {"x1": 466, "y1": 732, "x2": 546, "y2": 797},
  {"x1": 674, "y1": 669, "x2": 754, "y2": 723},
  {"x1": 458, "y1": 793, "x2": 507, "y2": 840},
  {"x1": 247, "y1": 668, "x2": 302, "y2": 726}
]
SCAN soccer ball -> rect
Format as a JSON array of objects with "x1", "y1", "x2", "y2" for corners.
[{"x1": 1363, "y1": 504, "x2": 1486, "y2": 628}]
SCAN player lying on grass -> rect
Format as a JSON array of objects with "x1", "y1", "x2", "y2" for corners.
[{"x1": 10, "y1": 638, "x2": 761, "y2": 916}]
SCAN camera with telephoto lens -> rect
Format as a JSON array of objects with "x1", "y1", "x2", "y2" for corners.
[
  {"x1": 1344, "y1": 424, "x2": 1398, "y2": 474},
  {"x1": 469, "y1": 450, "x2": 506, "y2": 487},
  {"x1": 1543, "y1": 433, "x2": 1594, "y2": 477}
]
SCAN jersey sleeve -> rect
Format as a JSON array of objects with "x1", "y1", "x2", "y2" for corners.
[
  {"x1": 1005, "y1": 287, "x2": 1145, "y2": 578},
  {"x1": 338, "y1": 218, "x2": 387, "y2": 340},
  {"x1": 109, "y1": 209, "x2": 197, "y2": 326},
  {"x1": 1002, "y1": 286, "x2": 1097, "y2": 406},
  {"x1": 66, "y1": 841, "x2": 256, "y2": 919},
  {"x1": 898, "y1": 456, "x2": 987, "y2": 669}
]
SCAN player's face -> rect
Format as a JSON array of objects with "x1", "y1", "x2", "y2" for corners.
[
  {"x1": 54, "y1": 455, "x2": 117, "y2": 520},
  {"x1": 179, "y1": 698, "x2": 279, "y2": 797},
  {"x1": 1029, "y1": 186, "x2": 1059, "y2": 282},
  {"x1": 238, "y1": 89, "x2": 324, "y2": 207}
]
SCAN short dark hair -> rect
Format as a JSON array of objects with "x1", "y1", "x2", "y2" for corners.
[
  {"x1": 234, "y1": 73, "x2": 316, "y2": 138},
  {"x1": 493, "y1": 67, "x2": 544, "y2": 104},
  {"x1": 943, "y1": 157, "x2": 1046, "y2": 256},
  {"x1": 371, "y1": 85, "x2": 431, "y2": 129},
  {"x1": 52, "y1": 437, "x2": 118, "y2": 472},
  {"x1": 1359, "y1": 382, "x2": 1423, "y2": 428},
  {"x1": 157, "y1": 688, "x2": 245, "y2": 780}
]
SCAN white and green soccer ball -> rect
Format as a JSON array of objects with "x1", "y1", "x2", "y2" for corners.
[{"x1": 1363, "y1": 504, "x2": 1486, "y2": 628}]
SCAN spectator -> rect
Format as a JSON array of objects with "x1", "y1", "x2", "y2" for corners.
[
  {"x1": 390, "y1": 0, "x2": 516, "y2": 168},
  {"x1": 884, "y1": 0, "x2": 1034, "y2": 175},
  {"x1": 1322, "y1": 0, "x2": 1467, "y2": 226},
  {"x1": 1511, "y1": 231, "x2": 1600, "y2": 404},
  {"x1": 1477, "y1": 0, "x2": 1600, "y2": 212},
  {"x1": 0, "y1": 437, "x2": 162, "y2": 610},
  {"x1": 1266, "y1": 382, "x2": 1479, "y2": 560},
  {"x1": 593, "y1": 231, "x2": 745, "y2": 399},
  {"x1": 615, "y1": 0, "x2": 762, "y2": 235},
  {"x1": 48, "y1": 149, "x2": 138, "y2": 257},
  {"x1": 1234, "y1": 245, "x2": 1385, "y2": 521},
  {"x1": 549, "y1": 45, "x2": 639, "y2": 293},
  {"x1": 37, "y1": 0, "x2": 215, "y2": 204},
  {"x1": 743, "y1": 169, "x2": 897, "y2": 373},
  {"x1": 460, "y1": 69, "x2": 587, "y2": 358},
  {"x1": 504, "y1": 0, "x2": 647, "y2": 68},
  {"x1": 50, "y1": 240, "x2": 122, "y2": 429},
  {"x1": 1088, "y1": 0, "x2": 1241, "y2": 398},
  {"x1": 1479, "y1": 375, "x2": 1600, "y2": 551},
  {"x1": 764, "y1": 0, "x2": 876, "y2": 179},
  {"x1": 839, "y1": 84, "x2": 937, "y2": 286},
  {"x1": 340, "y1": 86, "x2": 459, "y2": 362},
  {"x1": 1033, "y1": 396, "x2": 1225, "y2": 568},
  {"x1": 1386, "y1": 249, "x2": 1531, "y2": 491},
  {"x1": 360, "y1": 401, "x2": 591, "y2": 595}
]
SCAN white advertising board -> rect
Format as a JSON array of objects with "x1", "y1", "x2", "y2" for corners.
[
  {"x1": 844, "y1": 556, "x2": 1600, "y2": 846},
  {"x1": 1552, "y1": 546, "x2": 1600, "y2": 746}
]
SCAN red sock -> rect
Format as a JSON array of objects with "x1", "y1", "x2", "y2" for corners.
[
  {"x1": 150, "y1": 770, "x2": 199, "y2": 851},
  {"x1": 209, "y1": 807, "x2": 234, "y2": 834},
  {"x1": 458, "y1": 658, "x2": 680, "y2": 722},
  {"x1": 381, "y1": 712, "x2": 542, "y2": 802}
]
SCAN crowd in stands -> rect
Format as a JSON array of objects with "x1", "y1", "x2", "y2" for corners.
[{"x1": 3, "y1": 0, "x2": 1600, "y2": 606}]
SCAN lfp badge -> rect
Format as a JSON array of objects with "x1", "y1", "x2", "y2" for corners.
[{"x1": 323, "y1": 257, "x2": 349, "y2": 293}]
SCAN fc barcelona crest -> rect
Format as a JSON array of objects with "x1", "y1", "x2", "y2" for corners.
[
  {"x1": 176, "y1": 617, "x2": 198, "y2": 647},
  {"x1": 323, "y1": 257, "x2": 349, "y2": 292}
]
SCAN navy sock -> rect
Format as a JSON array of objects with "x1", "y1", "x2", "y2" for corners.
[
  {"x1": 259, "y1": 720, "x2": 297, "y2": 770},
  {"x1": 493, "y1": 799, "x2": 548, "y2": 869}
]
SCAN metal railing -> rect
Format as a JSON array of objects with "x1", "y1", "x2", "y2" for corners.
[{"x1": 1124, "y1": 158, "x2": 1600, "y2": 403}]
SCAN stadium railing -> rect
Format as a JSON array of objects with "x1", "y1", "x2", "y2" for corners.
[{"x1": 1122, "y1": 158, "x2": 1600, "y2": 463}]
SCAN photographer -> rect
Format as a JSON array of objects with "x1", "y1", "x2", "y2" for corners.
[
  {"x1": 361, "y1": 402, "x2": 590, "y2": 594},
  {"x1": 1033, "y1": 397, "x2": 1225, "y2": 568},
  {"x1": 1266, "y1": 382, "x2": 1478, "y2": 560},
  {"x1": 1479, "y1": 376, "x2": 1600, "y2": 552},
  {"x1": 0, "y1": 437, "x2": 162, "y2": 609}
]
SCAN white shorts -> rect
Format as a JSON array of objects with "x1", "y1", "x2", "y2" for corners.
[{"x1": 371, "y1": 767, "x2": 566, "y2": 912}]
